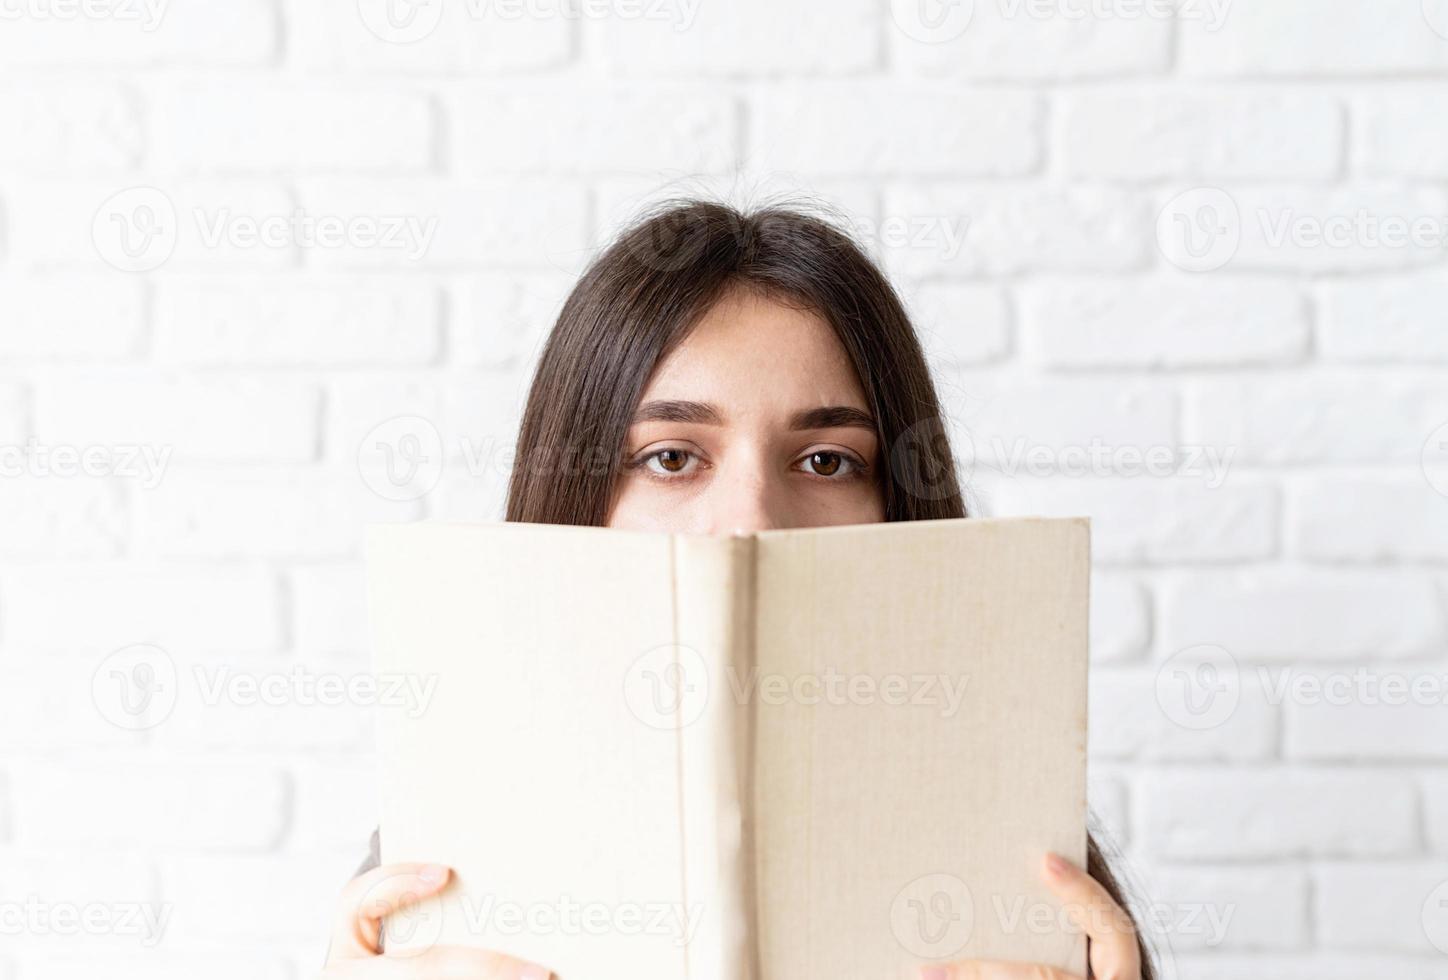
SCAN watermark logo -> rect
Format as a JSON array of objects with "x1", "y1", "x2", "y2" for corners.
[
  {"x1": 623, "y1": 643, "x2": 711, "y2": 730},
  {"x1": 358, "y1": 416, "x2": 446, "y2": 502},
  {"x1": 368, "y1": 872, "x2": 446, "y2": 955},
  {"x1": 987, "y1": 437, "x2": 1235, "y2": 488},
  {"x1": 358, "y1": 0, "x2": 444, "y2": 42},
  {"x1": 1423, "y1": 421, "x2": 1448, "y2": 498},
  {"x1": 0, "y1": 439, "x2": 172, "y2": 488},
  {"x1": 1155, "y1": 644, "x2": 1240, "y2": 731},
  {"x1": 891, "y1": 872, "x2": 974, "y2": 958},
  {"x1": 0, "y1": 898, "x2": 171, "y2": 947},
  {"x1": 465, "y1": 894, "x2": 704, "y2": 946},
  {"x1": 1424, "y1": 0, "x2": 1448, "y2": 40},
  {"x1": 890, "y1": 0, "x2": 975, "y2": 43},
  {"x1": 94, "y1": 186, "x2": 438, "y2": 272},
  {"x1": 193, "y1": 665, "x2": 438, "y2": 718},
  {"x1": 0, "y1": 0, "x2": 171, "y2": 30},
  {"x1": 1424, "y1": 879, "x2": 1448, "y2": 955},
  {"x1": 1157, "y1": 187, "x2": 1241, "y2": 273},
  {"x1": 93, "y1": 186, "x2": 178, "y2": 273},
  {"x1": 890, "y1": 416, "x2": 967, "y2": 502},
  {"x1": 91, "y1": 644, "x2": 179, "y2": 732},
  {"x1": 91, "y1": 646, "x2": 438, "y2": 729},
  {"x1": 1259, "y1": 667, "x2": 1448, "y2": 708}
]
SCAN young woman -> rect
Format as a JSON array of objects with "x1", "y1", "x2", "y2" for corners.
[{"x1": 322, "y1": 200, "x2": 1154, "y2": 980}]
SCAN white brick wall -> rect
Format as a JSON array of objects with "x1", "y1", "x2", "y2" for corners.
[{"x1": 2, "y1": 3, "x2": 1447, "y2": 978}]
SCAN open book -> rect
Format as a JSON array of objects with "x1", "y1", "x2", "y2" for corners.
[{"x1": 366, "y1": 517, "x2": 1090, "y2": 979}]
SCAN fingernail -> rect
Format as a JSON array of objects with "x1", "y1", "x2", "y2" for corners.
[
  {"x1": 519, "y1": 964, "x2": 551, "y2": 980},
  {"x1": 1045, "y1": 852, "x2": 1069, "y2": 876},
  {"x1": 417, "y1": 864, "x2": 449, "y2": 885},
  {"x1": 919, "y1": 966, "x2": 950, "y2": 980}
]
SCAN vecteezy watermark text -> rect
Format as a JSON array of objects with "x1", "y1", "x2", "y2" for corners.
[{"x1": 0, "y1": 440, "x2": 172, "y2": 489}]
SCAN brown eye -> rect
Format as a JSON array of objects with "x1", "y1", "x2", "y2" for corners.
[
  {"x1": 655, "y1": 449, "x2": 689, "y2": 473},
  {"x1": 809, "y1": 451, "x2": 842, "y2": 476}
]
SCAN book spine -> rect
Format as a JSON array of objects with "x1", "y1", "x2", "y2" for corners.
[{"x1": 671, "y1": 534, "x2": 757, "y2": 980}]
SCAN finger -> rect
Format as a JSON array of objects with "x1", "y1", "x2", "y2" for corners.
[
  {"x1": 919, "y1": 960, "x2": 1083, "y2": 980},
  {"x1": 1042, "y1": 852, "x2": 1141, "y2": 980},
  {"x1": 330, "y1": 862, "x2": 451, "y2": 959}
]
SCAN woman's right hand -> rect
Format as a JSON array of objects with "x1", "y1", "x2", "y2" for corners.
[{"x1": 321, "y1": 862, "x2": 551, "y2": 980}]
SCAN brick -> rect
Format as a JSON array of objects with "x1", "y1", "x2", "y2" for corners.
[
  {"x1": 0, "y1": 660, "x2": 150, "y2": 751},
  {"x1": 134, "y1": 468, "x2": 418, "y2": 560},
  {"x1": 0, "y1": 0, "x2": 277, "y2": 67},
  {"x1": 596, "y1": 0, "x2": 878, "y2": 75},
  {"x1": 889, "y1": 0, "x2": 1173, "y2": 79},
  {"x1": 1280, "y1": 666, "x2": 1448, "y2": 761},
  {"x1": 978, "y1": 476, "x2": 1277, "y2": 565},
  {"x1": 1354, "y1": 86, "x2": 1448, "y2": 176},
  {"x1": 290, "y1": 564, "x2": 369, "y2": 657},
  {"x1": 1090, "y1": 667, "x2": 1276, "y2": 761},
  {"x1": 1139, "y1": 865, "x2": 1309, "y2": 952},
  {"x1": 0, "y1": 385, "x2": 27, "y2": 444},
  {"x1": 0, "y1": 565, "x2": 282, "y2": 655},
  {"x1": 1060, "y1": 88, "x2": 1342, "y2": 179},
  {"x1": 1187, "y1": 375, "x2": 1448, "y2": 465},
  {"x1": 11, "y1": 179, "x2": 296, "y2": 275},
  {"x1": 948, "y1": 377, "x2": 1178, "y2": 464},
  {"x1": 153, "y1": 655, "x2": 375, "y2": 753},
  {"x1": 1290, "y1": 478, "x2": 1448, "y2": 562},
  {"x1": 11, "y1": 762, "x2": 286, "y2": 850},
  {"x1": 1315, "y1": 862, "x2": 1448, "y2": 953},
  {"x1": 884, "y1": 184, "x2": 1153, "y2": 277},
  {"x1": 1019, "y1": 277, "x2": 1309, "y2": 368},
  {"x1": 754, "y1": 85, "x2": 1040, "y2": 177},
  {"x1": 150, "y1": 83, "x2": 435, "y2": 174},
  {"x1": 1137, "y1": 769, "x2": 1417, "y2": 859},
  {"x1": 325, "y1": 372, "x2": 526, "y2": 472},
  {"x1": 903, "y1": 282, "x2": 1012, "y2": 366},
  {"x1": 289, "y1": 759, "x2": 380, "y2": 852},
  {"x1": 155, "y1": 278, "x2": 440, "y2": 366},
  {"x1": 1319, "y1": 278, "x2": 1448, "y2": 362},
  {"x1": 34, "y1": 372, "x2": 319, "y2": 463},
  {"x1": 159, "y1": 853, "x2": 355, "y2": 942},
  {"x1": 292, "y1": 179, "x2": 588, "y2": 270},
  {"x1": 454, "y1": 84, "x2": 736, "y2": 174},
  {"x1": 1426, "y1": 776, "x2": 1448, "y2": 855},
  {"x1": 0, "y1": 83, "x2": 142, "y2": 173},
  {"x1": 452, "y1": 272, "x2": 572, "y2": 369},
  {"x1": 1088, "y1": 771, "x2": 1128, "y2": 846},
  {"x1": 0, "y1": 477, "x2": 125, "y2": 559},
  {"x1": 1160, "y1": 570, "x2": 1445, "y2": 660},
  {"x1": 0, "y1": 278, "x2": 145, "y2": 360},
  {"x1": 1181, "y1": 0, "x2": 1448, "y2": 75},
  {"x1": 1090, "y1": 574, "x2": 1150, "y2": 662},
  {"x1": 288, "y1": 0, "x2": 573, "y2": 73}
]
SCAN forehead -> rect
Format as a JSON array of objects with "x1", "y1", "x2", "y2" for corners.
[{"x1": 638, "y1": 287, "x2": 868, "y2": 412}]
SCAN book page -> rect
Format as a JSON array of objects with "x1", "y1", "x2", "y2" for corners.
[{"x1": 751, "y1": 517, "x2": 1090, "y2": 977}]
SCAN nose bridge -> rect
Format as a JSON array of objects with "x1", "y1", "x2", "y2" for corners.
[{"x1": 711, "y1": 449, "x2": 783, "y2": 534}]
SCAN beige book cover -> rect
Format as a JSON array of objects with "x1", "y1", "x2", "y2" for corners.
[{"x1": 366, "y1": 516, "x2": 1090, "y2": 979}]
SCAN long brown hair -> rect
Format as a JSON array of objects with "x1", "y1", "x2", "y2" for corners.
[{"x1": 506, "y1": 198, "x2": 1156, "y2": 978}]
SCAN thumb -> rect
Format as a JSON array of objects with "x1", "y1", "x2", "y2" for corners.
[{"x1": 331, "y1": 862, "x2": 451, "y2": 959}]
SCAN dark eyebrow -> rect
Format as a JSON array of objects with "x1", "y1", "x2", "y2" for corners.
[
  {"x1": 631, "y1": 399, "x2": 724, "y2": 425},
  {"x1": 789, "y1": 406, "x2": 877, "y2": 432}
]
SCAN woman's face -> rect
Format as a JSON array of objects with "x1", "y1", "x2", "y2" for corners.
[{"x1": 606, "y1": 287, "x2": 887, "y2": 534}]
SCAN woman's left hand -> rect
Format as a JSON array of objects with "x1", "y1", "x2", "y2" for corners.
[{"x1": 918, "y1": 852, "x2": 1141, "y2": 980}]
